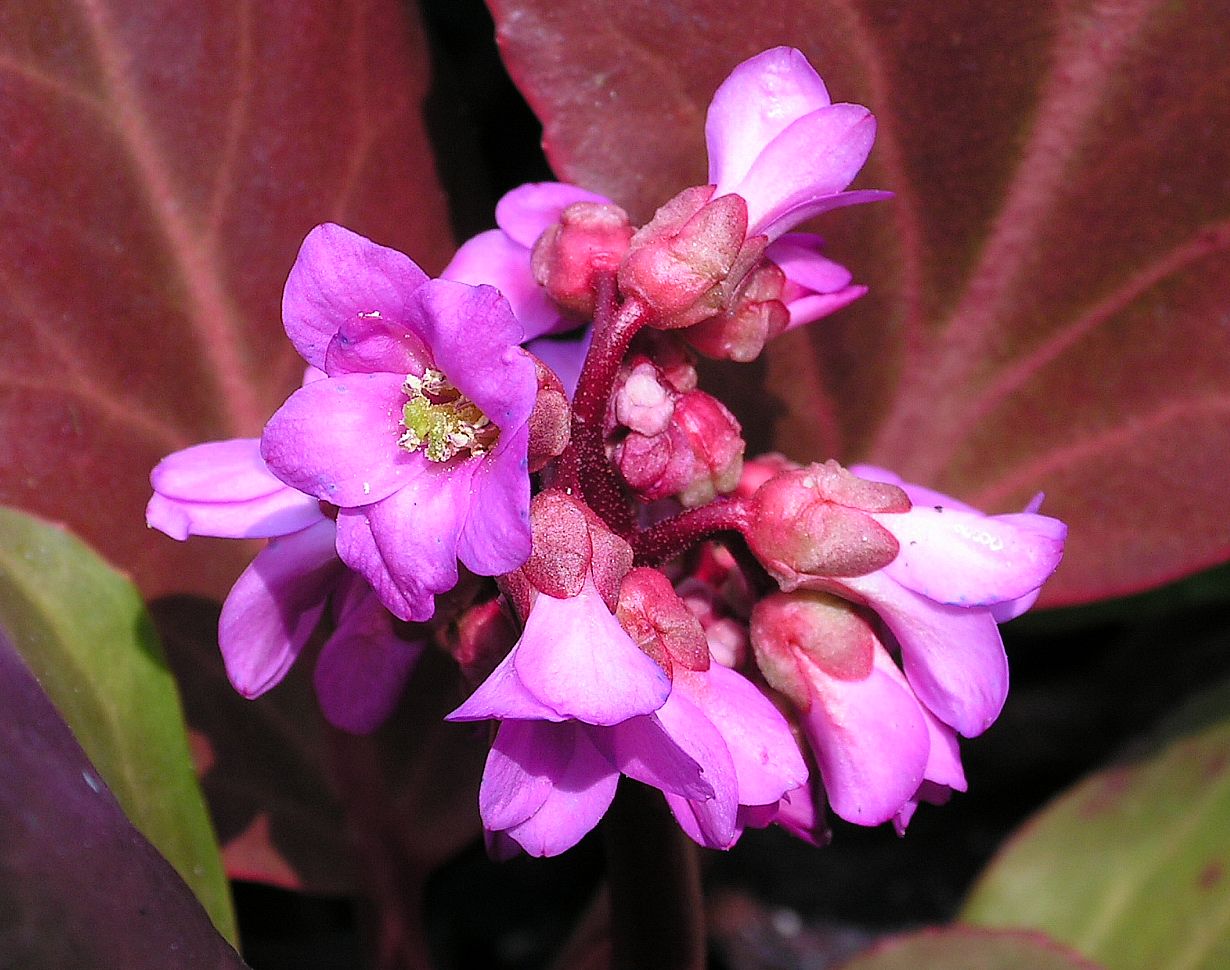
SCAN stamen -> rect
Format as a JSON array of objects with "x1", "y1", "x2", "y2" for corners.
[{"x1": 398, "y1": 369, "x2": 499, "y2": 462}]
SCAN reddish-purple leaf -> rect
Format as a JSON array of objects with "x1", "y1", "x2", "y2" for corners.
[
  {"x1": 488, "y1": 0, "x2": 1230, "y2": 605},
  {"x1": 0, "y1": 630, "x2": 249, "y2": 969},
  {"x1": 0, "y1": 0, "x2": 455, "y2": 601}
]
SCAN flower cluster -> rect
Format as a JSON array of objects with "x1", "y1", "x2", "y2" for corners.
[{"x1": 149, "y1": 48, "x2": 1065, "y2": 854}]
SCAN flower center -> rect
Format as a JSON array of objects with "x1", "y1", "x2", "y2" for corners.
[{"x1": 398, "y1": 368, "x2": 498, "y2": 462}]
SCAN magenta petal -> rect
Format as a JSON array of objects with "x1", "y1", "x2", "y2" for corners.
[
  {"x1": 218, "y1": 520, "x2": 343, "y2": 698},
  {"x1": 651, "y1": 689, "x2": 739, "y2": 848},
  {"x1": 409, "y1": 279, "x2": 536, "y2": 430},
  {"x1": 147, "y1": 439, "x2": 324, "y2": 540},
  {"x1": 596, "y1": 712, "x2": 713, "y2": 801},
  {"x1": 367, "y1": 464, "x2": 474, "y2": 593},
  {"x1": 766, "y1": 235, "x2": 852, "y2": 292},
  {"x1": 873, "y1": 505, "x2": 1067, "y2": 606},
  {"x1": 442, "y1": 230, "x2": 568, "y2": 339},
  {"x1": 706, "y1": 47, "x2": 831, "y2": 191},
  {"x1": 512, "y1": 579, "x2": 672, "y2": 725},
  {"x1": 844, "y1": 572, "x2": 1008, "y2": 737},
  {"x1": 495, "y1": 182, "x2": 613, "y2": 248},
  {"x1": 503, "y1": 726, "x2": 620, "y2": 857},
  {"x1": 991, "y1": 587, "x2": 1042, "y2": 623},
  {"x1": 261, "y1": 373, "x2": 426, "y2": 507},
  {"x1": 334, "y1": 510, "x2": 433, "y2": 622},
  {"x1": 674, "y1": 664, "x2": 808, "y2": 806},
  {"x1": 446, "y1": 645, "x2": 568, "y2": 722},
  {"x1": 920, "y1": 705, "x2": 967, "y2": 793},
  {"x1": 282, "y1": 223, "x2": 430, "y2": 370},
  {"x1": 313, "y1": 581, "x2": 423, "y2": 734},
  {"x1": 457, "y1": 426, "x2": 532, "y2": 577},
  {"x1": 783, "y1": 287, "x2": 867, "y2": 330},
  {"x1": 480, "y1": 719, "x2": 570, "y2": 830},
  {"x1": 730, "y1": 104, "x2": 877, "y2": 237},
  {"x1": 799, "y1": 647, "x2": 929, "y2": 826},
  {"x1": 323, "y1": 312, "x2": 433, "y2": 377}
]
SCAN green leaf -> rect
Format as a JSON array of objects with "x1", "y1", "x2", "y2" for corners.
[
  {"x1": 836, "y1": 927, "x2": 1104, "y2": 970},
  {"x1": 0, "y1": 505, "x2": 236, "y2": 944},
  {"x1": 962, "y1": 680, "x2": 1230, "y2": 970}
]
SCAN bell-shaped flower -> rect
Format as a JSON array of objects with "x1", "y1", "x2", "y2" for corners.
[
  {"x1": 705, "y1": 46, "x2": 891, "y2": 240},
  {"x1": 261, "y1": 224, "x2": 538, "y2": 622}
]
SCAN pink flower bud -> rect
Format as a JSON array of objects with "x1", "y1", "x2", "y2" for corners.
[
  {"x1": 531, "y1": 200, "x2": 634, "y2": 318},
  {"x1": 618, "y1": 186, "x2": 749, "y2": 327},
  {"x1": 526, "y1": 355, "x2": 571, "y2": 472},
  {"x1": 750, "y1": 590, "x2": 876, "y2": 700},
  {"x1": 747, "y1": 461, "x2": 909, "y2": 588},
  {"x1": 617, "y1": 567, "x2": 711, "y2": 676},
  {"x1": 613, "y1": 360, "x2": 675, "y2": 436},
  {"x1": 448, "y1": 598, "x2": 519, "y2": 687},
  {"x1": 684, "y1": 259, "x2": 790, "y2": 362}
]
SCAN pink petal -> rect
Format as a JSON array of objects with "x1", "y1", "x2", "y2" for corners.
[
  {"x1": 872, "y1": 505, "x2": 1067, "y2": 607},
  {"x1": 512, "y1": 578, "x2": 672, "y2": 725},
  {"x1": 442, "y1": 229, "x2": 568, "y2": 339},
  {"x1": 313, "y1": 580, "x2": 423, "y2": 734},
  {"x1": 596, "y1": 713, "x2": 714, "y2": 801},
  {"x1": 218, "y1": 520, "x2": 343, "y2": 698},
  {"x1": 503, "y1": 728, "x2": 620, "y2": 857},
  {"x1": 843, "y1": 571, "x2": 1008, "y2": 737},
  {"x1": 334, "y1": 509, "x2": 433, "y2": 622},
  {"x1": 457, "y1": 425, "x2": 532, "y2": 577},
  {"x1": 799, "y1": 646, "x2": 929, "y2": 826},
  {"x1": 525, "y1": 329, "x2": 592, "y2": 400},
  {"x1": 766, "y1": 234, "x2": 852, "y2": 292},
  {"x1": 261, "y1": 373, "x2": 427, "y2": 507},
  {"x1": 673, "y1": 664, "x2": 808, "y2": 806},
  {"x1": 728, "y1": 104, "x2": 878, "y2": 238},
  {"x1": 495, "y1": 182, "x2": 614, "y2": 248},
  {"x1": 782, "y1": 286, "x2": 867, "y2": 330},
  {"x1": 652, "y1": 689, "x2": 740, "y2": 848},
  {"x1": 282, "y1": 223, "x2": 430, "y2": 370},
  {"x1": 706, "y1": 47, "x2": 832, "y2": 191},
  {"x1": 147, "y1": 439, "x2": 323, "y2": 540},
  {"x1": 479, "y1": 719, "x2": 573, "y2": 830},
  {"x1": 849, "y1": 464, "x2": 978, "y2": 513},
  {"x1": 409, "y1": 280, "x2": 537, "y2": 431},
  {"x1": 446, "y1": 645, "x2": 570, "y2": 722},
  {"x1": 323, "y1": 312, "x2": 433, "y2": 377}
]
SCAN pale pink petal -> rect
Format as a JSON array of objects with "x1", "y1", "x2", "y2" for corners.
[
  {"x1": 218, "y1": 520, "x2": 343, "y2": 698},
  {"x1": 261, "y1": 373, "x2": 427, "y2": 507},
  {"x1": 991, "y1": 587, "x2": 1042, "y2": 622},
  {"x1": 782, "y1": 286, "x2": 867, "y2": 330},
  {"x1": 730, "y1": 105, "x2": 878, "y2": 237},
  {"x1": 282, "y1": 223, "x2": 430, "y2": 370},
  {"x1": 706, "y1": 47, "x2": 832, "y2": 191},
  {"x1": 512, "y1": 578, "x2": 672, "y2": 725},
  {"x1": 672, "y1": 664, "x2": 808, "y2": 806},
  {"x1": 495, "y1": 182, "x2": 613, "y2": 248},
  {"x1": 442, "y1": 229, "x2": 568, "y2": 339},
  {"x1": 147, "y1": 442, "x2": 324, "y2": 543},
  {"x1": 872, "y1": 505, "x2": 1066, "y2": 607},
  {"x1": 313, "y1": 580, "x2": 423, "y2": 734},
  {"x1": 595, "y1": 713, "x2": 713, "y2": 801},
  {"x1": 446, "y1": 645, "x2": 569, "y2": 722},
  {"x1": 843, "y1": 571, "x2": 1008, "y2": 737},
  {"x1": 652, "y1": 689, "x2": 739, "y2": 848},
  {"x1": 799, "y1": 647, "x2": 929, "y2": 826},
  {"x1": 479, "y1": 719, "x2": 573, "y2": 830},
  {"x1": 766, "y1": 234, "x2": 852, "y2": 292}
]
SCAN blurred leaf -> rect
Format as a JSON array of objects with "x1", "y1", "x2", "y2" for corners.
[
  {"x1": 154, "y1": 594, "x2": 486, "y2": 931},
  {"x1": 836, "y1": 927, "x2": 1103, "y2": 970},
  {"x1": 962, "y1": 679, "x2": 1230, "y2": 970},
  {"x1": 0, "y1": 0, "x2": 455, "y2": 602},
  {"x1": 0, "y1": 507, "x2": 235, "y2": 942},
  {"x1": 487, "y1": 0, "x2": 1230, "y2": 606},
  {"x1": 0, "y1": 631, "x2": 249, "y2": 969}
]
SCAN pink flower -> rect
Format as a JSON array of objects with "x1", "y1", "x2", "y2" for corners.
[
  {"x1": 147, "y1": 438, "x2": 421, "y2": 732},
  {"x1": 261, "y1": 224, "x2": 538, "y2": 622},
  {"x1": 765, "y1": 233, "x2": 868, "y2": 331},
  {"x1": 705, "y1": 46, "x2": 891, "y2": 240}
]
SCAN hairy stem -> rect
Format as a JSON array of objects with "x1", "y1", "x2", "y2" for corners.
[{"x1": 632, "y1": 496, "x2": 752, "y2": 566}]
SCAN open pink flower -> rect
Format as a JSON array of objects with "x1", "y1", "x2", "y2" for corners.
[
  {"x1": 705, "y1": 46, "x2": 891, "y2": 240},
  {"x1": 261, "y1": 224, "x2": 538, "y2": 622}
]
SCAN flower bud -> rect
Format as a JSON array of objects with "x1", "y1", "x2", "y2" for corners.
[
  {"x1": 526, "y1": 354, "x2": 571, "y2": 472},
  {"x1": 684, "y1": 259, "x2": 790, "y2": 362},
  {"x1": 618, "y1": 186, "x2": 749, "y2": 327},
  {"x1": 747, "y1": 461, "x2": 909, "y2": 589},
  {"x1": 447, "y1": 598, "x2": 519, "y2": 686},
  {"x1": 616, "y1": 567, "x2": 710, "y2": 676},
  {"x1": 531, "y1": 201, "x2": 634, "y2": 318}
]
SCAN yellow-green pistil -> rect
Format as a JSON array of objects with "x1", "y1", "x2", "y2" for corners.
[{"x1": 398, "y1": 368, "x2": 498, "y2": 462}]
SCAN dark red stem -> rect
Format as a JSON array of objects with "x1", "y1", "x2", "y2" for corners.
[
  {"x1": 632, "y1": 496, "x2": 753, "y2": 566},
  {"x1": 555, "y1": 274, "x2": 652, "y2": 535}
]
